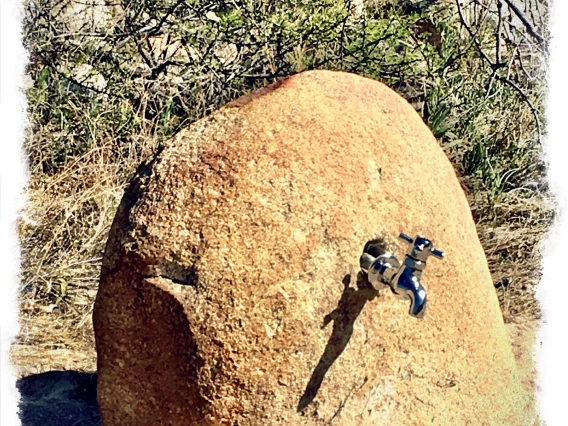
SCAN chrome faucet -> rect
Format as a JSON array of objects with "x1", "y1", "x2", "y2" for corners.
[{"x1": 360, "y1": 233, "x2": 444, "y2": 319}]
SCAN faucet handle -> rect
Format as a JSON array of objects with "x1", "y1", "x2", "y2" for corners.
[
  {"x1": 399, "y1": 232, "x2": 444, "y2": 262},
  {"x1": 431, "y1": 248, "x2": 445, "y2": 259}
]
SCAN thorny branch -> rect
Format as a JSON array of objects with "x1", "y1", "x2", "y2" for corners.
[
  {"x1": 501, "y1": 0, "x2": 546, "y2": 46},
  {"x1": 455, "y1": 0, "x2": 547, "y2": 145}
]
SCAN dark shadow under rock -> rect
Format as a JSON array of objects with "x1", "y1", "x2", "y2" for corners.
[{"x1": 17, "y1": 370, "x2": 101, "y2": 426}]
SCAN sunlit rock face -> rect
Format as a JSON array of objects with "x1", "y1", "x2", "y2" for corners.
[{"x1": 94, "y1": 70, "x2": 532, "y2": 426}]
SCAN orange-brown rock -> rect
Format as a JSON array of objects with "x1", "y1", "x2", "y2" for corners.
[{"x1": 93, "y1": 70, "x2": 533, "y2": 425}]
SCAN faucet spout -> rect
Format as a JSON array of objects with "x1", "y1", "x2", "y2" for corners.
[{"x1": 392, "y1": 267, "x2": 428, "y2": 318}]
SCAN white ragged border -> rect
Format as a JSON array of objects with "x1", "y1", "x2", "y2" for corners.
[
  {"x1": 0, "y1": 0, "x2": 28, "y2": 425},
  {"x1": 536, "y1": 1, "x2": 568, "y2": 425},
  {"x1": 0, "y1": 0, "x2": 566, "y2": 425}
]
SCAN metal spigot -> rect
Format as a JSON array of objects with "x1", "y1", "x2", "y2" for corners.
[{"x1": 360, "y1": 233, "x2": 444, "y2": 319}]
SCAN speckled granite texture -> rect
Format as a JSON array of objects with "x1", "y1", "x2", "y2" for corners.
[{"x1": 93, "y1": 70, "x2": 533, "y2": 425}]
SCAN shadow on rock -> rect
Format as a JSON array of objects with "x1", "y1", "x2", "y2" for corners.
[
  {"x1": 297, "y1": 272, "x2": 378, "y2": 412},
  {"x1": 17, "y1": 370, "x2": 101, "y2": 426}
]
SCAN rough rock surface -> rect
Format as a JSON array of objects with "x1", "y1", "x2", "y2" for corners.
[{"x1": 93, "y1": 70, "x2": 533, "y2": 425}]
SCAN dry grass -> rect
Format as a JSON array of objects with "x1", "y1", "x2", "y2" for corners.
[
  {"x1": 15, "y1": 132, "x2": 159, "y2": 374},
  {"x1": 11, "y1": 310, "x2": 97, "y2": 377}
]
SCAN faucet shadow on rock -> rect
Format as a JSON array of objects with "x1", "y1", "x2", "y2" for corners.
[
  {"x1": 298, "y1": 234, "x2": 442, "y2": 412},
  {"x1": 298, "y1": 271, "x2": 379, "y2": 412}
]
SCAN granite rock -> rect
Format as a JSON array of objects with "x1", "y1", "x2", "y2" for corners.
[{"x1": 93, "y1": 70, "x2": 532, "y2": 425}]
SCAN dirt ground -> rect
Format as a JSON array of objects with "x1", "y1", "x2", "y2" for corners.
[{"x1": 505, "y1": 320, "x2": 542, "y2": 424}]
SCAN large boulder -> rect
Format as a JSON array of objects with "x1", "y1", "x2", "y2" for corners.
[{"x1": 93, "y1": 70, "x2": 532, "y2": 425}]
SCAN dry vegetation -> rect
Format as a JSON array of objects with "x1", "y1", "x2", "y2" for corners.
[{"x1": 14, "y1": 0, "x2": 551, "y2": 375}]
